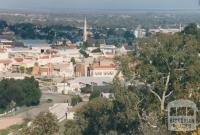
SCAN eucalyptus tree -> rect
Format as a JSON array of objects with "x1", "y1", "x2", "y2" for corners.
[{"x1": 136, "y1": 33, "x2": 200, "y2": 113}]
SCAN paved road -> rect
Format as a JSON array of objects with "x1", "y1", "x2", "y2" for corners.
[{"x1": 0, "y1": 93, "x2": 70, "y2": 130}]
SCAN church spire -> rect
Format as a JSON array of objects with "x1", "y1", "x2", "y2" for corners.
[{"x1": 83, "y1": 16, "x2": 88, "y2": 42}]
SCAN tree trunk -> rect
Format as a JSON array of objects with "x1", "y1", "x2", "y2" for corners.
[{"x1": 161, "y1": 72, "x2": 170, "y2": 114}]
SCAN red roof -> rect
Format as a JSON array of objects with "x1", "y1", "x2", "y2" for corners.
[
  {"x1": 40, "y1": 56, "x2": 50, "y2": 59},
  {"x1": 24, "y1": 58, "x2": 33, "y2": 60},
  {"x1": 0, "y1": 48, "x2": 5, "y2": 53},
  {"x1": 91, "y1": 60, "x2": 117, "y2": 70},
  {"x1": 39, "y1": 67, "x2": 49, "y2": 73},
  {"x1": 0, "y1": 59, "x2": 12, "y2": 65},
  {"x1": 92, "y1": 65, "x2": 116, "y2": 69},
  {"x1": 15, "y1": 58, "x2": 23, "y2": 62}
]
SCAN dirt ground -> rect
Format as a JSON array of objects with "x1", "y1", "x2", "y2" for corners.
[{"x1": 0, "y1": 117, "x2": 23, "y2": 130}]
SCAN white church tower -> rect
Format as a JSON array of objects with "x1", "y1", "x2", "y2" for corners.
[{"x1": 83, "y1": 17, "x2": 88, "y2": 42}]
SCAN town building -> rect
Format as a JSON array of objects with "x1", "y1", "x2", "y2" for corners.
[
  {"x1": 149, "y1": 25, "x2": 183, "y2": 34},
  {"x1": 134, "y1": 28, "x2": 146, "y2": 38},
  {"x1": 74, "y1": 63, "x2": 86, "y2": 77},
  {"x1": 53, "y1": 62, "x2": 74, "y2": 78},
  {"x1": 0, "y1": 39, "x2": 14, "y2": 49},
  {"x1": 90, "y1": 59, "x2": 118, "y2": 78},
  {"x1": 100, "y1": 44, "x2": 117, "y2": 58}
]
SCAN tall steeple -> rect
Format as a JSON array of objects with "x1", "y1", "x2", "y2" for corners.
[{"x1": 83, "y1": 16, "x2": 88, "y2": 42}]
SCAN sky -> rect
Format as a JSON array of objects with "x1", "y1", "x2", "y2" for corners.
[{"x1": 0, "y1": 0, "x2": 199, "y2": 10}]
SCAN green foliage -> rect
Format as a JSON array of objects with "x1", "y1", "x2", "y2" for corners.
[
  {"x1": 64, "y1": 120, "x2": 82, "y2": 135},
  {"x1": 114, "y1": 54, "x2": 135, "y2": 81},
  {"x1": 0, "y1": 20, "x2": 7, "y2": 30},
  {"x1": 20, "y1": 112, "x2": 59, "y2": 135},
  {"x1": 70, "y1": 57, "x2": 76, "y2": 65},
  {"x1": 89, "y1": 90, "x2": 101, "y2": 100},
  {"x1": 0, "y1": 129, "x2": 9, "y2": 135},
  {"x1": 77, "y1": 97, "x2": 114, "y2": 135},
  {"x1": 79, "y1": 49, "x2": 89, "y2": 58},
  {"x1": 71, "y1": 78, "x2": 140, "y2": 135},
  {"x1": 137, "y1": 33, "x2": 200, "y2": 101},
  {"x1": 71, "y1": 95, "x2": 82, "y2": 106},
  {"x1": 106, "y1": 130, "x2": 119, "y2": 135},
  {"x1": 183, "y1": 23, "x2": 198, "y2": 36},
  {"x1": 26, "y1": 67, "x2": 33, "y2": 74},
  {"x1": 47, "y1": 98, "x2": 53, "y2": 103},
  {"x1": 9, "y1": 22, "x2": 78, "y2": 41},
  {"x1": 0, "y1": 124, "x2": 23, "y2": 135},
  {"x1": 124, "y1": 31, "x2": 135, "y2": 44},
  {"x1": 0, "y1": 77, "x2": 41, "y2": 111},
  {"x1": 113, "y1": 26, "x2": 200, "y2": 133},
  {"x1": 19, "y1": 66, "x2": 25, "y2": 73},
  {"x1": 91, "y1": 48, "x2": 101, "y2": 53},
  {"x1": 82, "y1": 42, "x2": 89, "y2": 50},
  {"x1": 183, "y1": 23, "x2": 200, "y2": 41},
  {"x1": 107, "y1": 28, "x2": 116, "y2": 37},
  {"x1": 10, "y1": 23, "x2": 38, "y2": 39}
]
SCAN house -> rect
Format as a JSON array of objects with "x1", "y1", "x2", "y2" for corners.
[
  {"x1": 90, "y1": 59, "x2": 118, "y2": 78},
  {"x1": 149, "y1": 26, "x2": 182, "y2": 35},
  {"x1": 100, "y1": 44, "x2": 117, "y2": 58},
  {"x1": 134, "y1": 28, "x2": 146, "y2": 38},
  {"x1": 74, "y1": 63, "x2": 86, "y2": 77},
  {"x1": 53, "y1": 62, "x2": 74, "y2": 78},
  {"x1": 56, "y1": 82, "x2": 80, "y2": 95},
  {"x1": 32, "y1": 63, "x2": 53, "y2": 76},
  {"x1": 0, "y1": 39, "x2": 14, "y2": 49},
  {"x1": 0, "y1": 59, "x2": 12, "y2": 72},
  {"x1": 56, "y1": 77, "x2": 113, "y2": 95}
]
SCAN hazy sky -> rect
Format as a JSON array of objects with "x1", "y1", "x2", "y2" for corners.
[{"x1": 0, "y1": 0, "x2": 199, "y2": 10}]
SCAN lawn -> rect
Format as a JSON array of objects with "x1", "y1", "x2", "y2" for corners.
[{"x1": 0, "y1": 124, "x2": 23, "y2": 135}]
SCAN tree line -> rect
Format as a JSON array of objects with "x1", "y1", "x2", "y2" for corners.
[
  {"x1": 0, "y1": 19, "x2": 136, "y2": 45},
  {"x1": 0, "y1": 77, "x2": 41, "y2": 111}
]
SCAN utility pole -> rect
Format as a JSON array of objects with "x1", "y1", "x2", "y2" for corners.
[
  {"x1": 49, "y1": 51, "x2": 53, "y2": 93},
  {"x1": 83, "y1": 16, "x2": 88, "y2": 42},
  {"x1": 63, "y1": 74, "x2": 66, "y2": 94}
]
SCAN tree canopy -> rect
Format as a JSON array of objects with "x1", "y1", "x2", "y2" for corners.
[
  {"x1": 20, "y1": 112, "x2": 59, "y2": 135},
  {"x1": 0, "y1": 77, "x2": 41, "y2": 110},
  {"x1": 65, "y1": 78, "x2": 140, "y2": 135},
  {"x1": 64, "y1": 23, "x2": 200, "y2": 135}
]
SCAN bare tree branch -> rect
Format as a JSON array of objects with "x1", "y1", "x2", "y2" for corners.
[
  {"x1": 164, "y1": 72, "x2": 170, "y2": 95},
  {"x1": 147, "y1": 121, "x2": 158, "y2": 128},
  {"x1": 135, "y1": 97, "x2": 144, "y2": 120},
  {"x1": 146, "y1": 84, "x2": 162, "y2": 102},
  {"x1": 165, "y1": 91, "x2": 173, "y2": 98}
]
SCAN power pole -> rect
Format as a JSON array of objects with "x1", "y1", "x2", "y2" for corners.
[{"x1": 63, "y1": 74, "x2": 66, "y2": 94}]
